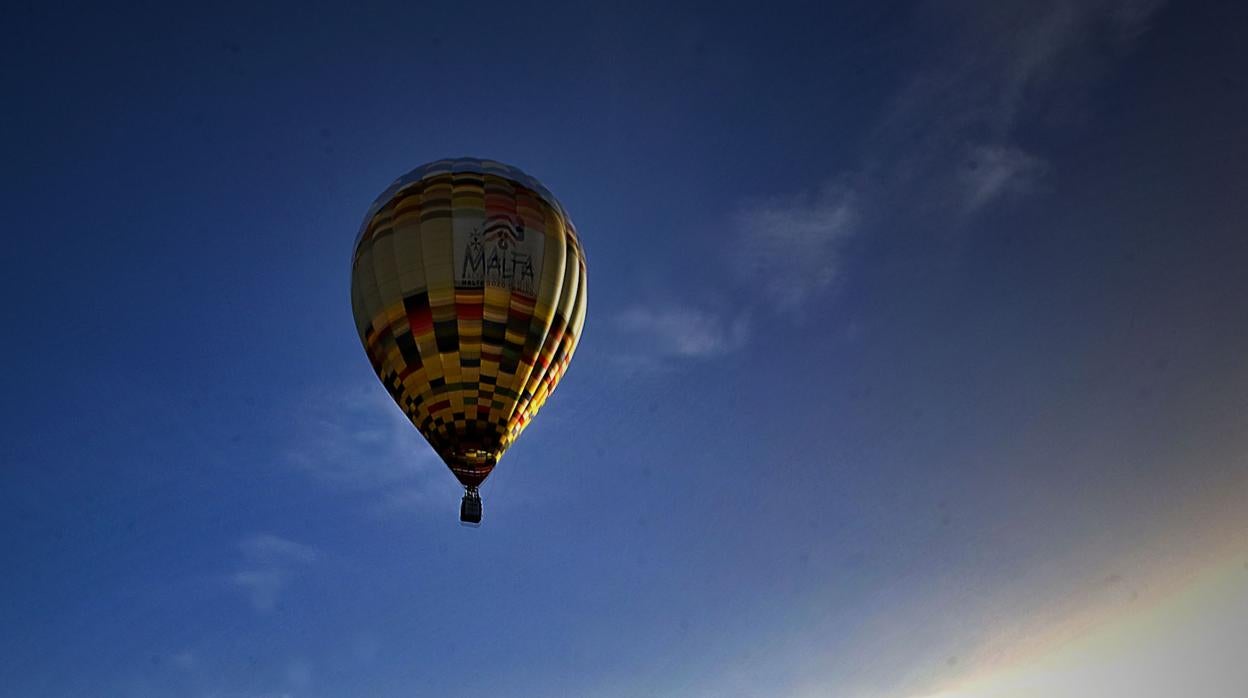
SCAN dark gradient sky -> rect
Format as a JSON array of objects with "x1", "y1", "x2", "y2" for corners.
[{"x1": 3, "y1": 1, "x2": 1247, "y2": 696}]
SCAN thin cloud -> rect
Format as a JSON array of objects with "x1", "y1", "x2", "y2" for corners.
[
  {"x1": 626, "y1": 0, "x2": 1166, "y2": 363},
  {"x1": 369, "y1": 484, "x2": 439, "y2": 516},
  {"x1": 733, "y1": 182, "x2": 858, "y2": 310},
  {"x1": 871, "y1": 0, "x2": 1167, "y2": 214},
  {"x1": 230, "y1": 533, "x2": 318, "y2": 612},
  {"x1": 283, "y1": 382, "x2": 443, "y2": 509},
  {"x1": 171, "y1": 650, "x2": 196, "y2": 670},
  {"x1": 612, "y1": 185, "x2": 853, "y2": 365},
  {"x1": 615, "y1": 305, "x2": 750, "y2": 358},
  {"x1": 239, "y1": 533, "x2": 318, "y2": 565},
  {"x1": 286, "y1": 659, "x2": 313, "y2": 689},
  {"x1": 231, "y1": 570, "x2": 288, "y2": 612},
  {"x1": 959, "y1": 144, "x2": 1049, "y2": 213}
]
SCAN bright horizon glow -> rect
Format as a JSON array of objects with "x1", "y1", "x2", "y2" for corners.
[{"x1": 911, "y1": 551, "x2": 1247, "y2": 698}]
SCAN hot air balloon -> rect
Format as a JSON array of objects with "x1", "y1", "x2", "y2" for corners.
[{"x1": 349, "y1": 158, "x2": 587, "y2": 525}]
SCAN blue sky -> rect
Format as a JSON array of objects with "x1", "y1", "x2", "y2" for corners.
[{"x1": 3, "y1": 1, "x2": 1247, "y2": 696}]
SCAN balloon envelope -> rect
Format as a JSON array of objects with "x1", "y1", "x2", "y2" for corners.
[{"x1": 350, "y1": 158, "x2": 587, "y2": 488}]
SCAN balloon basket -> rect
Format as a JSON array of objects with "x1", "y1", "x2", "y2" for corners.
[{"x1": 460, "y1": 488, "x2": 482, "y2": 527}]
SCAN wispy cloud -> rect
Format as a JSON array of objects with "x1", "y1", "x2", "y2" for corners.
[
  {"x1": 283, "y1": 382, "x2": 443, "y2": 510},
  {"x1": 872, "y1": 0, "x2": 1167, "y2": 214},
  {"x1": 615, "y1": 2, "x2": 1165, "y2": 366},
  {"x1": 230, "y1": 534, "x2": 318, "y2": 612},
  {"x1": 704, "y1": 0, "x2": 1167, "y2": 335},
  {"x1": 239, "y1": 533, "x2": 318, "y2": 564},
  {"x1": 285, "y1": 659, "x2": 313, "y2": 689},
  {"x1": 615, "y1": 305, "x2": 750, "y2": 359},
  {"x1": 608, "y1": 184, "x2": 853, "y2": 367},
  {"x1": 171, "y1": 650, "x2": 196, "y2": 670},
  {"x1": 733, "y1": 182, "x2": 858, "y2": 310},
  {"x1": 959, "y1": 144, "x2": 1050, "y2": 213}
]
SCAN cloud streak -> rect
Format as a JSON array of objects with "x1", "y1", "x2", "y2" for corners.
[
  {"x1": 230, "y1": 534, "x2": 318, "y2": 612},
  {"x1": 282, "y1": 382, "x2": 444, "y2": 511},
  {"x1": 615, "y1": 305, "x2": 750, "y2": 359},
  {"x1": 733, "y1": 182, "x2": 858, "y2": 310},
  {"x1": 614, "y1": 2, "x2": 1166, "y2": 366},
  {"x1": 872, "y1": 0, "x2": 1167, "y2": 214},
  {"x1": 958, "y1": 144, "x2": 1049, "y2": 213},
  {"x1": 608, "y1": 185, "x2": 854, "y2": 367},
  {"x1": 698, "y1": 0, "x2": 1169, "y2": 339}
]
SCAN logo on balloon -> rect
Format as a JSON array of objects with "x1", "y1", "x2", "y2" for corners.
[{"x1": 456, "y1": 216, "x2": 544, "y2": 296}]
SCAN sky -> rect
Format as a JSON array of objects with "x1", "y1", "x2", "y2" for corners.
[{"x1": 2, "y1": 0, "x2": 1247, "y2": 696}]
